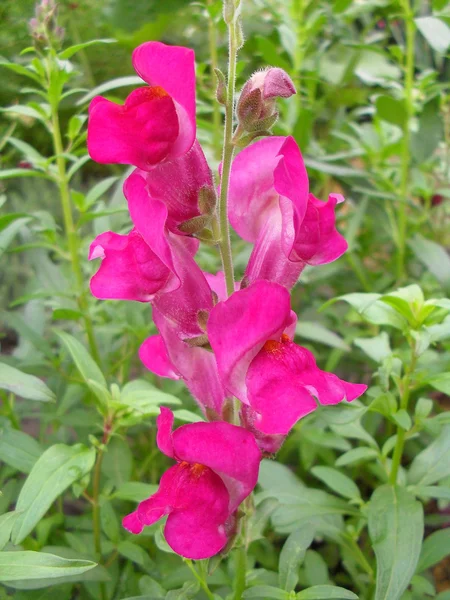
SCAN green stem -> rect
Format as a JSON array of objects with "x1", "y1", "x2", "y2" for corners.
[
  {"x1": 396, "y1": 1, "x2": 415, "y2": 280},
  {"x1": 50, "y1": 101, "x2": 101, "y2": 366},
  {"x1": 389, "y1": 353, "x2": 417, "y2": 484},
  {"x1": 233, "y1": 543, "x2": 247, "y2": 600},
  {"x1": 207, "y1": 0, "x2": 222, "y2": 156},
  {"x1": 184, "y1": 560, "x2": 215, "y2": 600},
  {"x1": 291, "y1": 0, "x2": 306, "y2": 107},
  {"x1": 217, "y1": 16, "x2": 238, "y2": 297}
]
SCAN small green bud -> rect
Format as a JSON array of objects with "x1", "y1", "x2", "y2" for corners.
[
  {"x1": 198, "y1": 184, "x2": 217, "y2": 215},
  {"x1": 223, "y1": 0, "x2": 235, "y2": 24},
  {"x1": 178, "y1": 214, "x2": 212, "y2": 235},
  {"x1": 235, "y1": 17, "x2": 245, "y2": 49},
  {"x1": 214, "y1": 68, "x2": 227, "y2": 105}
]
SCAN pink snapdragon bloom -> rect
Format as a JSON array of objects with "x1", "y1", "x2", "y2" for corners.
[
  {"x1": 89, "y1": 167, "x2": 215, "y2": 338},
  {"x1": 88, "y1": 42, "x2": 196, "y2": 170},
  {"x1": 123, "y1": 407, "x2": 261, "y2": 559},
  {"x1": 208, "y1": 281, "x2": 367, "y2": 437},
  {"x1": 140, "y1": 308, "x2": 227, "y2": 418},
  {"x1": 228, "y1": 136, "x2": 348, "y2": 289}
]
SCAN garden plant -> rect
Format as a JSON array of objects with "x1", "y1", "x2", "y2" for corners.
[{"x1": 0, "y1": 0, "x2": 450, "y2": 599}]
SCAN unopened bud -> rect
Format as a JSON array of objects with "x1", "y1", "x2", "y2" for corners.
[
  {"x1": 184, "y1": 334, "x2": 209, "y2": 348},
  {"x1": 197, "y1": 309, "x2": 209, "y2": 331},
  {"x1": 246, "y1": 111, "x2": 279, "y2": 132},
  {"x1": 236, "y1": 67, "x2": 295, "y2": 135},
  {"x1": 235, "y1": 18, "x2": 244, "y2": 49},
  {"x1": 223, "y1": 0, "x2": 235, "y2": 24},
  {"x1": 237, "y1": 87, "x2": 262, "y2": 126},
  {"x1": 214, "y1": 68, "x2": 227, "y2": 105},
  {"x1": 178, "y1": 214, "x2": 212, "y2": 235},
  {"x1": 198, "y1": 185, "x2": 217, "y2": 215}
]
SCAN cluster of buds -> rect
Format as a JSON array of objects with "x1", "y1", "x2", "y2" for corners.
[
  {"x1": 86, "y1": 41, "x2": 366, "y2": 559},
  {"x1": 29, "y1": 0, "x2": 65, "y2": 49}
]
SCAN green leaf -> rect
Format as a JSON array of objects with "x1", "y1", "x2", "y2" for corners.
[
  {"x1": 76, "y1": 75, "x2": 143, "y2": 106},
  {"x1": 417, "y1": 529, "x2": 450, "y2": 572},
  {"x1": 311, "y1": 467, "x2": 361, "y2": 500},
  {"x1": 112, "y1": 481, "x2": 157, "y2": 502},
  {"x1": 84, "y1": 176, "x2": 119, "y2": 210},
  {"x1": 117, "y1": 541, "x2": 155, "y2": 573},
  {"x1": 304, "y1": 157, "x2": 368, "y2": 178},
  {"x1": 0, "y1": 217, "x2": 33, "y2": 257},
  {"x1": 354, "y1": 332, "x2": 391, "y2": 363},
  {"x1": 0, "y1": 425, "x2": 43, "y2": 473},
  {"x1": 408, "y1": 425, "x2": 450, "y2": 486},
  {"x1": 56, "y1": 331, "x2": 109, "y2": 405},
  {"x1": 328, "y1": 293, "x2": 406, "y2": 329},
  {"x1": 12, "y1": 443, "x2": 96, "y2": 544},
  {"x1": 279, "y1": 526, "x2": 315, "y2": 592},
  {"x1": 101, "y1": 437, "x2": 132, "y2": 487},
  {"x1": 408, "y1": 235, "x2": 450, "y2": 292},
  {"x1": 368, "y1": 485, "x2": 424, "y2": 600},
  {"x1": 429, "y1": 373, "x2": 450, "y2": 395},
  {"x1": 335, "y1": 447, "x2": 378, "y2": 467},
  {"x1": 0, "y1": 551, "x2": 96, "y2": 582},
  {"x1": 243, "y1": 586, "x2": 288, "y2": 599},
  {"x1": 0, "y1": 169, "x2": 52, "y2": 181},
  {"x1": 412, "y1": 485, "x2": 450, "y2": 501},
  {"x1": 376, "y1": 96, "x2": 406, "y2": 128},
  {"x1": 296, "y1": 586, "x2": 358, "y2": 599},
  {"x1": 392, "y1": 409, "x2": 412, "y2": 431},
  {"x1": 0, "y1": 362, "x2": 55, "y2": 402},
  {"x1": 58, "y1": 39, "x2": 115, "y2": 60},
  {"x1": 415, "y1": 17, "x2": 450, "y2": 53},
  {"x1": 296, "y1": 322, "x2": 350, "y2": 351},
  {"x1": 100, "y1": 500, "x2": 120, "y2": 543},
  {"x1": 0, "y1": 511, "x2": 21, "y2": 550}
]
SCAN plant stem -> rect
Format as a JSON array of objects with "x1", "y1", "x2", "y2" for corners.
[
  {"x1": 217, "y1": 14, "x2": 238, "y2": 297},
  {"x1": 233, "y1": 543, "x2": 247, "y2": 600},
  {"x1": 207, "y1": 0, "x2": 222, "y2": 156},
  {"x1": 184, "y1": 560, "x2": 215, "y2": 600},
  {"x1": 50, "y1": 103, "x2": 101, "y2": 366},
  {"x1": 389, "y1": 353, "x2": 417, "y2": 484},
  {"x1": 291, "y1": 0, "x2": 306, "y2": 109},
  {"x1": 396, "y1": 1, "x2": 415, "y2": 280}
]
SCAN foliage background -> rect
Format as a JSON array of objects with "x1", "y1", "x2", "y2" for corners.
[{"x1": 0, "y1": 0, "x2": 450, "y2": 599}]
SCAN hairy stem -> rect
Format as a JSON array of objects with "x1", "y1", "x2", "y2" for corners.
[
  {"x1": 217, "y1": 13, "x2": 238, "y2": 297},
  {"x1": 50, "y1": 103, "x2": 101, "y2": 365},
  {"x1": 396, "y1": 1, "x2": 415, "y2": 280},
  {"x1": 207, "y1": 0, "x2": 222, "y2": 156}
]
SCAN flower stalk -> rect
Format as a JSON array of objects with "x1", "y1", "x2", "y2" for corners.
[
  {"x1": 217, "y1": 4, "x2": 239, "y2": 297},
  {"x1": 396, "y1": 0, "x2": 416, "y2": 280}
]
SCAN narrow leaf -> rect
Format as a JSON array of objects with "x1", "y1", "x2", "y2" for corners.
[
  {"x1": 12, "y1": 443, "x2": 96, "y2": 544},
  {"x1": 0, "y1": 551, "x2": 96, "y2": 582},
  {"x1": 368, "y1": 485, "x2": 423, "y2": 600},
  {"x1": 279, "y1": 526, "x2": 315, "y2": 591},
  {"x1": 0, "y1": 362, "x2": 55, "y2": 402}
]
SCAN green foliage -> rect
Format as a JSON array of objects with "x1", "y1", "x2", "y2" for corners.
[{"x1": 1, "y1": 0, "x2": 450, "y2": 598}]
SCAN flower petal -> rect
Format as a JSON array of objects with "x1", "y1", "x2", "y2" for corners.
[
  {"x1": 246, "y1": 338, "x2": 367, "y2": 435},
  {"x1": 156, "y1": 406, "x2": 175, "y2": 458},
  {"x1": 208, "y1": 281, "x2": 292, "y2": 403},
  {"x1": 132, "y1": 42, "x2": 196, "y2": 157},
  {"x1": 228, "y1": 136, "x2": 285, "y2": 242},
  {"x1": 122, "y1": 510, "x2": 144, "y2": 534},
  {"x1": 87, "y1": 88, "x2": 179, "y2": 170},
  {"x1": 88, "y1": 230, "x2": 171, "y2": 302},
  {"x1": 139, "y1": 335, "x2": 180, "y2": 380},
  {"x1": 290, "y1": 194, "x2": 348, "y2": 265},
  {"x1": 141, "y1": 140, "x2": 213, "y2": 231},
  {"x1": 151, "y1": 310, "x2": 227, "y2": 417},
  {"x1": 172, "y1": 418, "x2": 261, "y2": 511}
]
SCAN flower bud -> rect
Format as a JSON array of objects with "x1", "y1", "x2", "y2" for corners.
[
  {"x1": 236, "y1": 67, "x2": 295, "y2": 134},
  {"x1": 214, "y1": 68, "x2": 227, "y2": 105}
]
